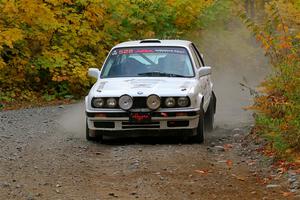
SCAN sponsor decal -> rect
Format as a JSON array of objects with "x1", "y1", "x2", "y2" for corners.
[{"x1": 116, "y1": 48, "x2": 186, "y2": 55}]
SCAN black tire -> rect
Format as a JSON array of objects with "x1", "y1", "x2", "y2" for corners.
[
  {"x1": 205, "y1": 92, "x2": 216, "y2": 132},
  {"x1": 86, "y1": 119, "x2": 103, "y2": 142},
  {"x1": 191, "y1": 109, "x2": 204, "y2": 143}
]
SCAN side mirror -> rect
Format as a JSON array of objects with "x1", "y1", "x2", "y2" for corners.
[
  {"x1": 88, "y1": 68, "x2": 100, "y2": 79},
  {"x1": 198, "y1": 66, "x2": 211, "y2": 77}
]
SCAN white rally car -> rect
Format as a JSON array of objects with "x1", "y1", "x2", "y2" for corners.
[{"x1": 85, "y1": 39, "x2": 216, "y2": 143}]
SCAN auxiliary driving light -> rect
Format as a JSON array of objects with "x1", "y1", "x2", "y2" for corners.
[
  {"x1": 147, "y1": 94, "x2": 161, "y2": 110},
  {"x1": 118, "y1": 95, "x2": 133, "y2": 110}
]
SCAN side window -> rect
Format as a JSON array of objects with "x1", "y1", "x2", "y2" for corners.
[
  {"x1": 191, "y1": 43, "x2": 205, "y2": 66},
  {"x1": 189, "y1": 45, "x2": 201, "y2": 69}
]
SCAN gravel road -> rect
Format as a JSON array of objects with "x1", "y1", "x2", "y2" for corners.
[
  {"x1": 0, "y1": 103, "x2": 293, "y2": 200},
  {"x1": 0, "y1": 18, "x2": 297, "y2": 200}
]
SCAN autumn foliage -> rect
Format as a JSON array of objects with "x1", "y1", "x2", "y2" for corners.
[
  {"x1": 0, "y1": 0, "x2": 214, "y2": 102},
  {"x1": 240, "y1": 0, "x2": 300, "y2": 157}
]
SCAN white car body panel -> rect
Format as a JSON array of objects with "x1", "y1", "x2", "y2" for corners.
[{"x1": 85, "y1": 39, "x2": 215, "y2": 134}]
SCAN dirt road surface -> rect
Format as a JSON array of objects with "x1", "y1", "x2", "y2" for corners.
[{"x1": 0, "y1": 19, "x2": 297, "y2": 199}]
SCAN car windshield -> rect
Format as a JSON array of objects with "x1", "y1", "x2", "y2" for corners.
[{"x1": 101, "y1": 47, "x2": 194, "y2": 78}]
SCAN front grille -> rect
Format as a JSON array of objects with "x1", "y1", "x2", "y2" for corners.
[
  {"x1": 132, "y1": 97, "x2": 190, "y2": 109},
  {"x1": 132, "y1": 97, "x2": 147, "y2": 109},
  {"x1": 122, "y1": 121, "x2": 160, "y2": 129}
]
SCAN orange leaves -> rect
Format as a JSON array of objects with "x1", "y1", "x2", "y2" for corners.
[
  {"x1": 281, "y1": 191, "x2": 294, "y2": 197},
  {"x1": 226, "y1": 160, "x2": 233, "y2": 169},
  {"x1": 240, "y1": 0, "x2": 300, "y2": 158},
  {"x1": 223, "y1": 144, "x2": 233, "y2": 151},
  {"x1": 194, "y1": 169, "x2": 209, "y2": 175}
]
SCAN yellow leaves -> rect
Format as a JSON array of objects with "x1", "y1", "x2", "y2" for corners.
[
  {"x1": 166, "y1": 0, "x2": 214, "y2": 29},
  {"x1": 84, "y1": 3, "x2": 105, "y2": 27},
  {"x1": 2, "y1": 0, "x2": 18, "y2": 14},
  {"x1": 145, "y1": 31, "x2": 155, "y2": 38},
  {"x1": 0, "y1": 58, "x2": 6, "y2": 70},
  {"x1": 0, "y1": 28, "x2": 24, "y2": 48},
  {"x1": 276, "y1": 24, "x2": 289, "y2": 32},
  {"x1": 0, "y1": 0, "x2": 217, "y2": 98}
]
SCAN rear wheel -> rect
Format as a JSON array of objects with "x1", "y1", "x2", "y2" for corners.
[
  {"x1": 86, "y1": 119, "x2": 103, "y2": 142},
  {"x1": 190, "y1": 108, "x2": 204, "y2": 143},
  {"x1": 205, "y1": 92, "x2": 216, "y2": 132}
]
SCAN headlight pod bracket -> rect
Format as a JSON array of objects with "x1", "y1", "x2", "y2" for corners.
[{"x1": 91, "y1": 96, "x2": 190, "y2": 109}]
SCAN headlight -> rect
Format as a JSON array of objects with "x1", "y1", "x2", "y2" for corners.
[
  {"x1": 92, "y1": 98, "x2": 105, "y2": 108},
  {"x1": 107, "y1": 98, "x2": 117, "y2": 108},
  {"x1": 118, "y1": 95, "x2": 133, "y2": 110},
  {"x1": 178, "y1": 97, "x2": 189, "y2": 107},
  {"x1": 147, "y1": 94, "x2": 161, "y2": 110},
  {"x1": 165, "y1": 97, "x2": 176, "y2": 107}
]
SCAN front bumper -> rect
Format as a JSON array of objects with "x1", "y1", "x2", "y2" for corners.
[{"x1": 86, "y1": 110, "x2": 200, "y2": 132}]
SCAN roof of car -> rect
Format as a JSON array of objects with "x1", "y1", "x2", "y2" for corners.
[{"x1": 114, "y1": 39, "x2": 192, "y2": 48}]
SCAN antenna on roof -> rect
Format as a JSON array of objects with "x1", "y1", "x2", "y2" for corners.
[{"x1": 140, "y1": 39, "x2": 161, "y2": 43}]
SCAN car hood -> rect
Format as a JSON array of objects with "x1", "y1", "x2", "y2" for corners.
[{"x1": 92, "y1": 77, "x2": 197, "y2": 97}]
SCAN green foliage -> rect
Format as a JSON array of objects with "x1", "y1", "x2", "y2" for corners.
[
  {"x1": 238, "y1": 0, "x2": 300, "y2": 157},
  {"x1": 199, "y1": 0, "x2": 232, "y2": 27},
  {"x1": 0, "y1": 0, "x2": 215, "y2": 102}
]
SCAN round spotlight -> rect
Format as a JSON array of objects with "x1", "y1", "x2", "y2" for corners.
[
  {"x1": 92, "y1": 98, "x2": 105, "y2": 108},
  {"x1": 165, "y1": 97, "x2": 176, "y2": 107},
  {"x1": 107, "y1": 98, "x2": 117, "y2": 108},
  {"x1": 178, "y1": 97, "x2": 189, "y2": 107},
  {"x1": 118, "y1": 95, "x2": 133, "y2": 110},
  {"x1": 147, "y1": 95, "x2": 161, "y2": 110}
]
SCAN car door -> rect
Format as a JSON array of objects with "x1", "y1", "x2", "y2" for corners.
[{"x1": 190, "y1": 44, "x2": 211, "y2": 111}]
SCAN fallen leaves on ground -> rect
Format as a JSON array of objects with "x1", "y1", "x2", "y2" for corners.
[
  {"x1": 232, "y1": 174, "x2": 246, "y2": 181},
  {"x1": 223, "y1": 144, "x2": 233, "y2": 151},
  {"x1": 226, "y1": 160, "x2": 233, "y2": 169},
  {"x1": 194, "y1": 169, "x2": 209, "y2": 175},
  {"x1": 281, "y1": 191, "x2": 294, "y2": 197}
]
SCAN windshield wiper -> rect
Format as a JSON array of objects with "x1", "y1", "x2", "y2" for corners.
[{"x1": 138, "y1": 72, "x2": 185, "y2": 77}]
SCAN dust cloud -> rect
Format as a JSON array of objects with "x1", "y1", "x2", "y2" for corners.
[
  {"x1": 58, "y1": 17, "x2": 271, "y2": 137},
  {"x1": 58, "y1": 102, "x2": 86, "y2": 138},
  {"x1": 188, "y1": 17, "x2": 271, "y2": 128}
]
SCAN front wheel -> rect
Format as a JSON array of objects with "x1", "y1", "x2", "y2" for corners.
[
  {"x1": 190, "y1": 109, "x2": 204, "y2": 143},
  {"x1": 205, "y1": 92, "x2": 216, "y2": 132}
]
